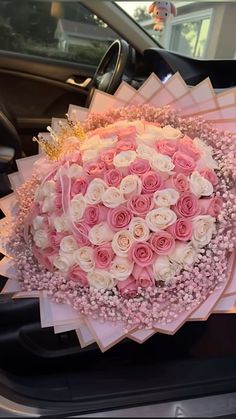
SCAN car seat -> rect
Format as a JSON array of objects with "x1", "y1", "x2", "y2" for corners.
[{"x1": 0, "y1": 101, "x2": 22, "y2": 197}]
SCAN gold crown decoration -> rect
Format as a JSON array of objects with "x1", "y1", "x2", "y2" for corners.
[
  {"x1": 65, "y1": 114, "x2": 86, "y2": 142},
  {"x1": 33, "y1": 117, "x2": 87, "y2": 160}
]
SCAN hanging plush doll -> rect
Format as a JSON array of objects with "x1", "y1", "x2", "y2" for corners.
[{"x1": 148, "y1": 1, "x2": 177, "y2": 32}]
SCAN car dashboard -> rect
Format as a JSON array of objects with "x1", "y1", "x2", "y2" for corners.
[{"x1": 130, "y1": 47, "x2": 236, "y2": 89}]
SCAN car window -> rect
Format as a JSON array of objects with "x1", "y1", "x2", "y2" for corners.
[
  {"x1": 116, "y1": 1, "x2": 236, "y2": 60},
  {"x1": 0, "y1": 1, "x2": 118, "y2": 65}
]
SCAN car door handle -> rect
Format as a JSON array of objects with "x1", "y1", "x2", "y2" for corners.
[{"x1": 66, "y1": 77, "x2": 92, "y2": 88}]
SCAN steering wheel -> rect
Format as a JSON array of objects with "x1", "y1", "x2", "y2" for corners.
[{"x1": 86, "y1": 39, "x2": 130, "y2": 107}]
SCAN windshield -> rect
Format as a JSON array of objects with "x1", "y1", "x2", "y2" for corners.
[{"x1": 116, "y1": 1, "x2": 236, "y2": 59}]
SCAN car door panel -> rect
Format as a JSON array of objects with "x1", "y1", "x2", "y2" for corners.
[{"x1": 0, "y1": 52, "x2": 95, "y2": 155}]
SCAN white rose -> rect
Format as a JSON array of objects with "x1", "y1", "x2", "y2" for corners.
[
  {"x1": 87, "y1": 270, "x2": 114, "y2": 290},
  {"x1": 129, "y1": 217, "x2": 150, "y2": 242},
  {"x1": 67, "y1": 164, "x2": 83, "y2": 179},
  {"x1": 85, "y1": 178, "x2": 107, "y2": 205},
  {"x1": 60, "y1": 235, "x2": 78, "y2": 253},
  {"x1": 70, "y1": 194, "x2": 86, "y2": 222},
  {"x1": 112, "y1": 120, "x2": 130, "y2": 128},
  {"x1": 102, "y1": 187, "x2": 125, "y2": 208},
  {"x1": 82, "y1": 149, "x2": 98, "y2": 163},
  {"x1": 145, "y1": 208, "x2": 177, "y2": 231},
  {"x1": 136, "y1": 133, "x2": 160, "y2": 147},
  {"x1": 41, "y1": 194, "x2": 56, "y2": 213},
  {"x1": 169, "y1": 242, "x2": 197, "y2": 267},
  {"x1": 42, "y1": 180, "x2": 56, "y2": 197},
  {"x1": 112, "y1": 230, "x2": 133, "y2": 257},
  {"x1": 162, "y1": 125, "x2": 182, "y2": 140},
  {"x1": 33, "y1": 229, "x2": 49, "y2": 249},
  {"x1": 151, "y1": 154, "x2": 175, "y2": 174},
  {"x1": 120, "y1": 175, "x2": 142, "y2": 198},
  {"x1": 153, "y1": 188, "x2": 180, "y2": 207},
  {"x1": 144, "y1": 124, "x2": 163, "y2": 136},
  {"x1": 113, "y1": 120, "x2": 144, "y2": 134},
  {"x1": 110, "y1": 256, "x2": 134, "y2": 280},
  {"x1": 99, "y1": 135, "x2": 118, "y2": 150},
  {"x1": 88, "y1": 222, "x2": 114, "y2": 245},
  {"x1": 136, "y1": 144, "x2": 155, "y2": 161},
  {"x1": 129, "y1": 120, "x2": 145, "y2": 134},
  {"x1": 32, "y1": 215, "x2": 45, "y2": 230},
  {"x1": 153, "y1": 256, "x2": 177, "y2": 282},
  {"x1": 189, "y1": 171, "x2": 214, "y2": 197},
  {"x1": 53, "y1": 252, "x2": 74, "y2": 273},
  {"x1": 34, "y1": 185, "x2": 44, "y2": 201},
  {"x1": 193, "y1": 137, "x2": 218, "y2": 170},
  {"x1": 80, "y1": 135, "x2": 100, "y2": 152},
  {"x1": 53, "y1": 214, "x2": 69, "y2": 233},
  {"x1": 113, "y1": 150, "x2": 137, "y2": 169},
  {"x1": 136, "y1": 124, "x2": 163, "y2": 146},
  {"x1": 74, "y1": 246, "x2": 95, "y2": 272},
  {"x1": 191, "y1": 215, "x2": 216, "y2": 248}
]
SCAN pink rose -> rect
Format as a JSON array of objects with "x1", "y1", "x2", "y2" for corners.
[
  {"x1": 97, "y1": 127, "x2": 119, "y2": 139},
  {"x1": 94, "y1": 243, "x2": 114, "y2": 269},
  {"x1": 132, "y1": 264, "x2": 155, "y2": 288},
  {"x1": 129, "y1": 242, "x2": 154, "y2": 267},
  {"x1": 104, "y1": 168, "x2": 122, "y2": 187},
  {"x1": 199, "y1": 168, "x2": 219, "y2": 186},
  {"x1": 117, "y1": 275, "x2": 138, "y2": 298},
  {"x1": 49, "y1": 231, "x2": 66, "y2": 249},
  {"x1": 60, "y1": 150, "x2": 81, "y2": 166},
  {"x1": 83, "y1": 161, "x2": 105, "y2": 178},
  {"x1": 117, "y1": 139, "x2": 136, "y2": 152},
  {"x1": 71, "y1": 151, "x2": 82, "y2": 164},
  {"x1": 174, "y1": 192, "x2": 199, "y2": 218},
  {"x1": 129, "y1": 159, "x2": 150, "y2": 175},
  {"x1": 67, "y1": 265, "x2": 89, "y2": 287},
  {"x1": 28, "y1": 203, "x2": 41, "y2": 222},
  {"x1": 172, "y1": 151, "x2": 196, "y2": 176},
  {"x1": 118, "y1": 126, "x2": 136, "y2": 143},
  {"x1": 84, "y1": 205, "x2": 108, "y2": 226},
  {"x1": 71, "y1": 178, "x2": 88, "y2": 197},
  {"x1": 165, "y1": 174, "x2": 189, "y2": 192},
  {"x1": 107, "y1": 205, "x2": 132, "y2": 231},
  {"x1": 100, "y1": 149, "x2": 117, "y2": 167},
  {"x1": 172, "y1": 173, "x2": 189, "y2": 192},
  {"x1": 54, "y1": 194, "x2": 62, "y2": 210},
  {"x1": 199, "y1": 197, "x2": 223, "y2": 217},
  {"x1": 142, "y1": 171, "x2": 163, "y2": 194},
  {"x1": 167, "y1": 218, "x2": 192, "y2": 241},
  {"x1": 73, "y1": 223, "x2": 90, "y2": 246},
  {"x1": 155, "y1": 139, "x2": 177, "y2": 157},
  {"x1": 128, "y1": 194, "x2": 153, "y2": 217},
  {"x1": 32, "y1": 245, "x2": 54, "y2": 271},
  {"x1": 178, "y1": 135, "x2": 200, "y2": 160},
  {"x1": 149, "y1": 231, "x2": 175, "y2": 255}
]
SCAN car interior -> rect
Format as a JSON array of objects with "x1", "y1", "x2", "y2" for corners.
[{"x1": 0, "y1": 0, "x2": 236, "y2": 416}]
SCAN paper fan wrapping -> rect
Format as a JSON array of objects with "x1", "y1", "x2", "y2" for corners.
[{"x1": 0, "y1": 73, "x2": 236, "y2": 352}]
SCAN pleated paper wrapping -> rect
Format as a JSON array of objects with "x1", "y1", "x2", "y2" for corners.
[{"x1": 0, "y1": 73, "x2": 235, "y2": 352}]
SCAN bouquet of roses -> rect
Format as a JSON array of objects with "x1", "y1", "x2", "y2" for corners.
[{"x1": 0, "y1": 74, "x2": 235, "y2": 351}]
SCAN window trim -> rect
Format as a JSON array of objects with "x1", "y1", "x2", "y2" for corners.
[
  {"x1": 170, "y1": 8, "x2": 213, "y2": 26},
  {"x1": 164, "y1": 8, "x2": 213, "y2": 58}
]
